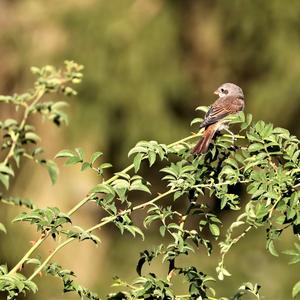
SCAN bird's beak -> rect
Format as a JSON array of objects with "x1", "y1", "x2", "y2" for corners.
[{"x1": 213, "y1": 90, "x2": 219, "y2": 95}]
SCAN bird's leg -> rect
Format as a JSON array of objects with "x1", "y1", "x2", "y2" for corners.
[
  {"x1": 223, "y1": 127, "x2": 236, "y2": 144},
  {"x1": 218, "y1": 123, "x2": 236, "y2": 145}
]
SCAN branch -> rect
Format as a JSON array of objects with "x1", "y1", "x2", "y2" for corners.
[
  {"x1": 9, "y1": 130, "x2": 245, "y2": 276},
  {"x1": 28, "y1": 188, "x2": 177, "y2": 281},
  {"x1": 2, "y1": 88, "x2": 45, "y2": 166},
  {"x1": 67, "y1": 132, "x2": 203, "y2": 216}
]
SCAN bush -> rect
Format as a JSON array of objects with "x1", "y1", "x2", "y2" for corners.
[{"x1": 0, "y1": 62, "x2": 299, "y2": 299}]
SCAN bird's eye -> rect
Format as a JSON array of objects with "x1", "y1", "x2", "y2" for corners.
[{"x1": 221, "y1": 88, "x2": 228, "y2": 94}]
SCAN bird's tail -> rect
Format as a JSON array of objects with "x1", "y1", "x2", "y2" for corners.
[{"x1": 192, "y1": 124, "x2": 217, "y2": 154}]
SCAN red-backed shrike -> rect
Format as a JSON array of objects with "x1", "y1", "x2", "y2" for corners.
[{"x1": 192, "y1": 83, "x2": 245, "y2": 154}]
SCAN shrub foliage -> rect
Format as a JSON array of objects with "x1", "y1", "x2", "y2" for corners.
[{"x1": 0, "y1": 62, "x2": 300, "y2": 299}]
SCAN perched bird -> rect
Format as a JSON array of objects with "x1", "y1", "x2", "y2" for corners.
[{"x1": 192, "y1": 83, "x2": 245, "y2": 154}]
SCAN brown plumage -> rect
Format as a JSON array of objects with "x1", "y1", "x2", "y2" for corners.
[{"x1": 192, "y1": 83, "x2": 245, "y2": 154}]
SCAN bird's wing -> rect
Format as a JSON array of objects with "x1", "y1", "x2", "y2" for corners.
[{"x1": 200, "y1": 96, "x2": 244, "y2": 128}]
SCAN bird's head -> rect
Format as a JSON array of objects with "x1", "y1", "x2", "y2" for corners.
[{"x1": 214, "y1": 83, "x2": 244, "y2": 99}]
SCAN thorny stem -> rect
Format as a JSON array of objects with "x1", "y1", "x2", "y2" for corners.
[{"x1": 28, "y1": 189, "x2": 177, "y2": 281}]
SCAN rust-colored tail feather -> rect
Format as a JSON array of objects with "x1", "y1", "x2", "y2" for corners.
[{"x1": 192, "y1": 125, "x2": 217, "y2": 154}]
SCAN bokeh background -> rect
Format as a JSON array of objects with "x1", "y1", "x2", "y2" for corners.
[{"x1": 1, "y1": 0, "x2": 300, "y2": 299}]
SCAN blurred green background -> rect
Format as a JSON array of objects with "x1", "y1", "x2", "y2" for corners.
[{"x1": 1, "y1": 0, "x2": 300, "y2": 299}]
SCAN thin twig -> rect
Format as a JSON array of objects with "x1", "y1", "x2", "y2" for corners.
[
  {"x1": 28, "y1": 189, "x2": 177, "y2": 281},
  {"x1": 2, "y1": 88, "x2": 45, "y2": 166}
]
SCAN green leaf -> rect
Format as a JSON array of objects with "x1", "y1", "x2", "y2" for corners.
[
  {"x1": 190, "y1": 117, "x2": 203, "y2": 126},
  {"x1": 55, "y1": 149, "x2": 74, "y2": 158},
  {"x1": 159, "y1": 225, "x2": 166, "y2": 237},
  {"x1": 126, "y1": 225, "x2": 144, "y2": 240},
  {"x1": 130, "y1": 179, "x2": 151, "y2": 194},
  {"x1": 113, "y1": 179, "x2": 130, "y2": 190},
  {"x1": 0, "y1": 174, "x2": 9, "y2": 189},
  {"x1": 100, "y1": 163, "x2": 112, "y2": 169},
  {"x1": 25, "y1": 132, "x2": 41, "y2": 143},
  {"x1": 81, "y1": 162, "x2": 91, "y2": 171},
  {"x1": 209, "y1": 223, "x2": 220, "y2": 236},
  {"x1": 225, "y1": 158, "x2": 239, "y2": 169},
  {"x1": 25, "y1": 258, "x2": 41, "y2": 266},
  {"x1": 133, "y1": 153, "x2": 143, "y2": 173},
  {"x1": 0, "y1": 223, "x2": 7, "y2": 234},
  {"x1": 148, "y1": 151, "x2": 156, "y2": 167},
  {"x1": 196, "y1": 106, "x2": 209, "y2": 113},
  {"x1": 0, "y1": 163, "x2": 14, "y2": 176},
  {"x1": 90, "y1": 183, "x2": 115, "y2": 195},
  {"x1": 90, "y1": 151, "x2": 103, "y2": 165},
  {"x1": 241, "y1": 113, "x2": 253, "y2": 131},
  {"x1": 128, "y1": 142, "x2": 147, "y2": 157},
  {"x1": 46, "y1": 160, "x2": 59, "y2": 184},
  {"x1": 1, "y1": 196, "x2": 34, "y2": 209},
  {"x1": 25, "y1": 280, "x2": 38, "y2": 293},
  {"x1": 65, "y1": 156, "x2": 82, "y2": 165},
  {"x1": 248, "y1": 143, "x2": 264, "y2": 152},
  {"x1": 293, "y1": 281, "x2": 300, "y2": 298},
  {"x1": 75, "y1": 148, "x2": 84, "y2": 160},
  {"x1": 267, "y1": 240, "x2": 279, "y2": 257}
]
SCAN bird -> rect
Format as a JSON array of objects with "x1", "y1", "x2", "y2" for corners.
[{"x1": 192, "y1": 83, "x2": 245, "y2": 154}]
